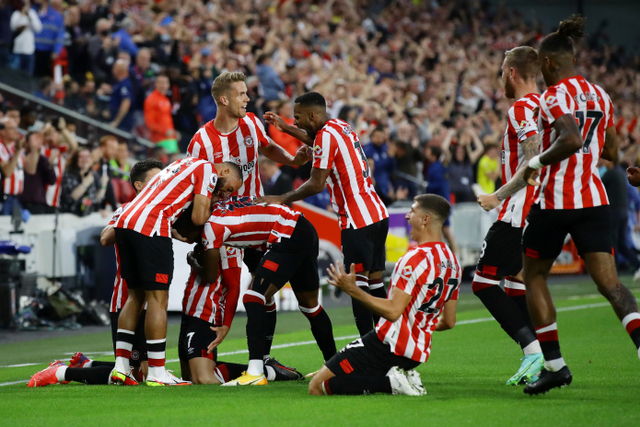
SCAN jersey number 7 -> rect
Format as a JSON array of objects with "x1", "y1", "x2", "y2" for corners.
[{"x1": 353, "y1": 140, "x2": 371, "y2": 179}]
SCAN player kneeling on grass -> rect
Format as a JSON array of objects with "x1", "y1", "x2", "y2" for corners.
[
  {"x1": 187, "y1": 196, "x2": 337, "y2": 386},
  {"x1": 27, "y1": 160, "x2": 165, "y2": 387},
  {"x1": 309, "y1": 194, "x2": 461, "y2": 396}
]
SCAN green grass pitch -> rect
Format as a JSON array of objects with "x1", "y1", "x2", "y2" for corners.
[{"x1": 1, "y1": 276, "x2": 639, "y2": 426}]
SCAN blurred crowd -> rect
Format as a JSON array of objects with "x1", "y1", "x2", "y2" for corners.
[{"x1": 1, "y1": 0, "x2": 640, "y2": 267}]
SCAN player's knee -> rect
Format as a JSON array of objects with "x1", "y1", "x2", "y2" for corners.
[{"x1": 308, "y1": 378, "x2": 324, "y2": 395}]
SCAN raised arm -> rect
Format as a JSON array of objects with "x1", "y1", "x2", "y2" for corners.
[
  {"x1": 255, "y1": 167, "x2": 330, "y2": 205},
  {"x1": 263, "y1": 112, "x2": 313, "y2": 146}
]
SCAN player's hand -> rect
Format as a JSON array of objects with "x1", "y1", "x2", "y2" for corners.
[
  {"x1": 522, "y1": 166, "x2": 540, "y2": 186},
  {"x1": 477, "y1": 193, "x2": 500, "y2": 211},
  {"x1": 186, "y1": 251, "x2": 201, "y2": 268},
  {"x1": 627, "y1": 167, "x2": 640, "y2": 187},
  {"x1": 207, "y1": 325, "x2": 230, "y2": 353},
  {"x1": 263, "y1": 111, "x2": 286, "y2": 131},
  {"x1": 292, "y1": 145, "x2": 312, "y2": 166},
  {"x1": 326, "y1": 261, "x2": 357, "y2": 294},
  {"x1": 255, "y1": 195, "x2": 285, "y2": 205}
]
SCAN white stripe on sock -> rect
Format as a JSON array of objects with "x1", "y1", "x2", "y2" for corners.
[
  {"x1": 522, "y1": 341, "x2": 542, "y2": 355},
  {"x1": 117, "y1": 329, "x2": 135, "y2": 335},
  {"x1": 472, "y1": 273, "x2": 500, "y2": 286},
  {"x1": 504, "y1": 280, "x2": 526, "y2": 291},
  {"x1": 536, "y1": 322, "x2": 557, "y2": 334},
  {"x1": 621, "y1": 313, "x2": 640, "y2": 328},
  {"x1": 299, "y1": 304, "x2": 321, "y2": 314},
  {"x1": 147, "y1": 351, "x2": 165, "y2": 360},
  {"x1": 115, "y1": 342, "x2": 133, "y2": 351},
  {"x1": 146, "y1": 339, "x2": 166, "y2": 345}
]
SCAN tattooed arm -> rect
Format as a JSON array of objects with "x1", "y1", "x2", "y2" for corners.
[{"x1": 477, "y1": 134, "x2": 540, "y2": 211}]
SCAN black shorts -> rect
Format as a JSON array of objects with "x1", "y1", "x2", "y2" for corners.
[
  {"x1": 477, "y1": 221, "x2": 523, "y2": 278},
  {"x1": 341, "y1": 218, "x2": 388, "y2": 275},
  {"x1": 243, "y1": 248, "x2": 264, "y2": 274},
  {"x1": 325, "y1": 331, "x2": 419, "y2": 377},
  {"x1": 178, "y1": 314, "x2": 218, "y2": 362},
  {"x1": 109, "y1": 311, "x2": 147, "y2": 366},
  {"x1": 253, "y1": 216, "x2": 319, "y2": 294},
  {"x1": 523, "y1": 204, "x2": 614, "y2": 260},
  {"x1": 115, "y1": 228, "x2": 174, "y2": 291}
]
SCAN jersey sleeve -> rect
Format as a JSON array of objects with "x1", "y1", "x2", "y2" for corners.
[
  {"x1": 540, "y1": 86, "x2": 575, "y2": 125},
  {"x1": 312, "y1": 130, "x2": 337, "y2": 170},
  {"x1": 187, "y1": 133, "x2": 207, "y2": 161},
  {"x1": 512, "y1": 103, "x2": 538, "y2": 142},
  {"x1": 192, "y1": 162, "x2": 216, "y2": 198},
  {"x1": 0, "y1": 144, "x2": 10, "y2": 162},
  {"x1": 220, "y1": 246, "x2": 242, "y2": 269},
  {"x1": 251, "y1": 114, "x2": 271, "y2": 149},
  {"x1": 390, "y1": 251, "x2": 424, "y2": 296},
  {"x1": 202, "y1": 221, "x2": 225, "y2": 250},
  {"x1": 605, "y1": 93, "x2": 615, "y2": 129},
  {"x1": 108, "y1": 205, "x2": 125, "y2": 226}
]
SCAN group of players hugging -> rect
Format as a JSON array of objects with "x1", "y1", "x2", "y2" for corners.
[{"x1": 28, "y1": 15, "x2": 640, "y2": 396}]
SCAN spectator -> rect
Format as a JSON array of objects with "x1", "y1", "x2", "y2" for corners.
[
  {"x1": 0, "y1": 117, "x2": 37, "y2": 215},
  {"x1": 446, "y1": 128, "x2": 484, "y2": 203},
  {"x1": 364, "y1": 127, "x2": 396, "y2": 201},
  {"x1": 425, "y1": 145, "x2": 458, "y2": 254},
  {"x1": 111, "y1": 17, "x2": 138, "y2": 58},
  {"x1": 476, "y1": 144, "x2": 501, "y2": 194},
  {"x1": 110, "y1": 140, "x2": 130, "y2": 181},
  {"x1": 59, "y1": 147, "x2": 107, "y2": 216},
  {"x1": 19, "y1": 131, "x2": 56, "y2": 214},
  {"x1": 0, "y1": 0, "x2": 12, "y2": 66},
  {"x1": 42, "y1": 119, "x2": 76, "y2": 210},
  {"x1": 259, "y1": 157, "x2": 293, "y2": 197},
  {"x1": 64, "y1": 5, "x2": 89, "y2": 82},
  {"x1": 4, "y1": 106, "x2": 20, "y2": 126},
  {"x1": 256, "y1": 53, "x2": 286, "y2": 104},
  {"x1": 86, "y1": 18, "x2": 117, "y2": 84},
  {"x1": 20, "y1": 106, "x2": 41, "y2": 131},
  {"x1": 63, "y1": 79, "x2": 87, "y2": 113},
  {"x1": 109, "y1": 59, "x2": 134, "y2": 132},
  {"x1": 33, "y1": 0, "x2": 64, "y2": 78},
  {"x1": 149, "y1": 145, "x2": 167, "y2": 166},
  {"x1": 10, "y1": 0, "x2": 42, "y2": 76},
  {"x1": 130, "y1": 48, "x2": 155, "y2": 115},
  {"x1": 144, "y1": 74, "x2": 178, "y2": 154},
  {"x1": 94, "y1": 135, "x2": 118, "y2": 209}
]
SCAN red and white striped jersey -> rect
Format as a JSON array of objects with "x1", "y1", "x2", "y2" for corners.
[
  {"x1": 187, "y1": 113, "x2": 270, "y2": 198},
  {"x1": 312, "y1": 118, "x2": 388, "y2": 230},
  {"x1": 536, "y1": 75, "x2": 614, "y2": 210},
  {"x1": 376, "y1": 241, "x2": 461, "y2": 363},
  {"x1": 0, "y1": 142, "x2": 24, "y2": 195},
  {"x1": 203, "y1": 197, "x2": 300, "y2": 251},
  {"x1": 109, "y1": 204, "x2": 128, "y2": 313},
  {"x1": 182, "y1": 247, "x2": 241, "y2": 324},
  {"x1": 42, "y1": 146, "x2": 67, "y2": 207},
  {"x1": 115, "y1": 158, "x2": 216, "y2": 237},
  {"x1": 497, "y1": 93, "x2": 540, "y2": 227}
]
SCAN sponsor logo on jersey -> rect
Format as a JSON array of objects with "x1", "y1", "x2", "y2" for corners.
[
  {"x1": 207, "y1": 174, "x2": 218, "y2": 193},
  {"x1": 545, "y1": 95, "x2": 557, "y2": 106},
  {"x1": 203, "y1": 239, "x2": 211, "y2": 248},
  {"x1": 519, "y1": 120, "x2": 527, "y2": 129},
  {"x1": 244, "y1": 135, "x2": 254, "y2": 147},
  {"x1": 314, "y1": 145, "x2": 323, "y2": 156},
  {"x1": 402, "y1": 265, "x2": 413, "y2": 278},
  {"x1": 226, "y1": 247, "x2": 236, "y2": 255}
]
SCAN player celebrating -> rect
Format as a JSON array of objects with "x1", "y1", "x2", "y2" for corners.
[
  {"x1": 111, "y1": 157, "x2": 242, "y2": 386},
  {"x1": 259, "y1": 92, "x2": 389, "y2": 338},
  {"x1": 502, "y1": 15, "x2": 640, "y2": 395},
  {"x1": 187, "y1": 71, "x2": 311, "y2": 367},
  {"x1": 187, "y1": 197, "x2": 337, "y2": 386},
  {"x1": 475, "y1": 46, "x2": 544, "y2": 385},
  {"x1": 27, "y1": 159, "x2": 163, "y2": 387},
  {"x1": 309, "y1": 194, "x2": 460, "y2": 396}
]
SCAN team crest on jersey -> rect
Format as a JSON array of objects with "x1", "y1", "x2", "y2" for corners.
[
  {"x1": 244, "y1": 135, "x2": 254, "y2": 147},
  {"x1": 402, "y1": 265, "x2": 413, "y2": 278},
  {"x1": 203, "y1": 239, "x2": 211, "y2": 248},
  {"x1": 314, "y1": 145, "x2": 323, "y2": 156},
  {"x1": 545, "y1": 95, "x2": 557, "y2": 106},
  {"x1": 519, "y1": 120, "x2": 527, "y2": 129},
  {"x1": 341, "y1": 125, "x2": 353, "y2": 136},
  {"x1": 226, "y1": 247, "x2": 236, "y2": 255}
]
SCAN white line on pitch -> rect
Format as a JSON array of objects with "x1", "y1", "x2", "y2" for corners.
[{"x1": 0, "y1": 300, "x2": 613, "y2": 386}]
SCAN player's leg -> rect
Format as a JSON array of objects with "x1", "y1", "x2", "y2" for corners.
[
  {"x1": 368, "y1": 219, "x2": 389, "y2": 324},
  {"x1": 472, "y1": 222, "x2": 542, "y2": 384},
  {"x1": 296, "y1": 289, "x2": 337, "y2": 362},
  {"x1": 144, "y1": 289, "x2": 169, "y2": 381},
  {"x1": 521, "y1": 206, "x2": 572, "y2": 395},
  {"x1": 342, "y1": 224, "x2": 377, "y2": 336},
  {"x1": 504, "y1": 271, "x2": 536, "y2": 334},
  {"x1": 183, "y1": 316, "x2": 220, "y2": 384}
]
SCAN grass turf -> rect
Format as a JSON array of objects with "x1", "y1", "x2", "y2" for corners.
[{"x1": 1, "y1": 276, "x2": 639, "y2": 426}]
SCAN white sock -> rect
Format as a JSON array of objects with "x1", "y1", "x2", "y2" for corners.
[
  {"x1": 84, "y1": 360, "x2": 93, "y2": 368},
  {"x1": 55, "y1": 365, "x2": 68, "y2": 382},
  {"x1": 544, "y1": 357, "x2": 566, "y2": 372},
  {"x1": 522, "y1": 340, "x2": 542, "y2": 356},
  {"x1": 148, "y1": 366, "x2": 165, "y2": 380},
  {"x1": 265, "y1": 365, "x2": 276, "y2": 381},
  {"x1": 247, "y1": 359, "x2": 264, "y2": 376},
  {"x1": 114, "y1": 356, "x2": 130, "y2": 374}
]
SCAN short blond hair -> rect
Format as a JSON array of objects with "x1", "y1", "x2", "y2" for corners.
[
  {"x1": 504, "y1": 46, "x2": 539, "y2": 82},
  {"x1": 211, "y1": 72, "x2": 247, "y2": 104}
]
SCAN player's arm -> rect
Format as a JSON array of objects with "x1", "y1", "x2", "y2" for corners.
[
  {"x1": 100, "y1": 225, "x2": 116, "y2": 246},
  {"x1": 256, "y1": 167, "x2": 330, "y2": 205},
  {"x1": 600, "y1": 126, "x2": 618, "y2": 162},
  {"x1": 188, "y1": 247, "x2": 221, "y2": 284},
  {"x1": 259, "y1": 140, "x2": 312, "y2": 167},
  {"x1": 478, "y1": 133, "x2": 540, "y2": 211},
  {"x1": 522, "y1": 114, "x2": 583, "y2": 183},
  {"x1": 327, "y1": 262, "x2": 411, "y2": 322},
  {"x1": 207, "y1": 266, "x2": 241, "y2": 352},
  {"x1": 191, "y1": 194, "x2": 212, "y2": 226},
  {"x1": 264, "y1": 111, "x2": 314, "y2": 146},
  {"x1": 435, "y1": 299, "x2": 457, "y2": 331}
]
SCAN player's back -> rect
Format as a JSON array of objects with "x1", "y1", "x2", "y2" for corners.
[
  {"x1": 116, "y1": 157, "x2": 215, "y2": 237},
  {"x1": 537, "y1": 75, "x2": 614, "y2": 210},
  {"x1": 498, "y1": 93, "x2": 540, "y2": 227},
  {"x1": 313, "y1": 118, "x2": 388, "y2": 230},
  {"x1": 187, "y1": 113, "x2": 269, "y2": 197},
  {"x1": 205, "y1": 197, "x2": 301, "y2": 250},
  {"x1": 376, "y1": 241, "x2": 461, "y2": 362}
]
